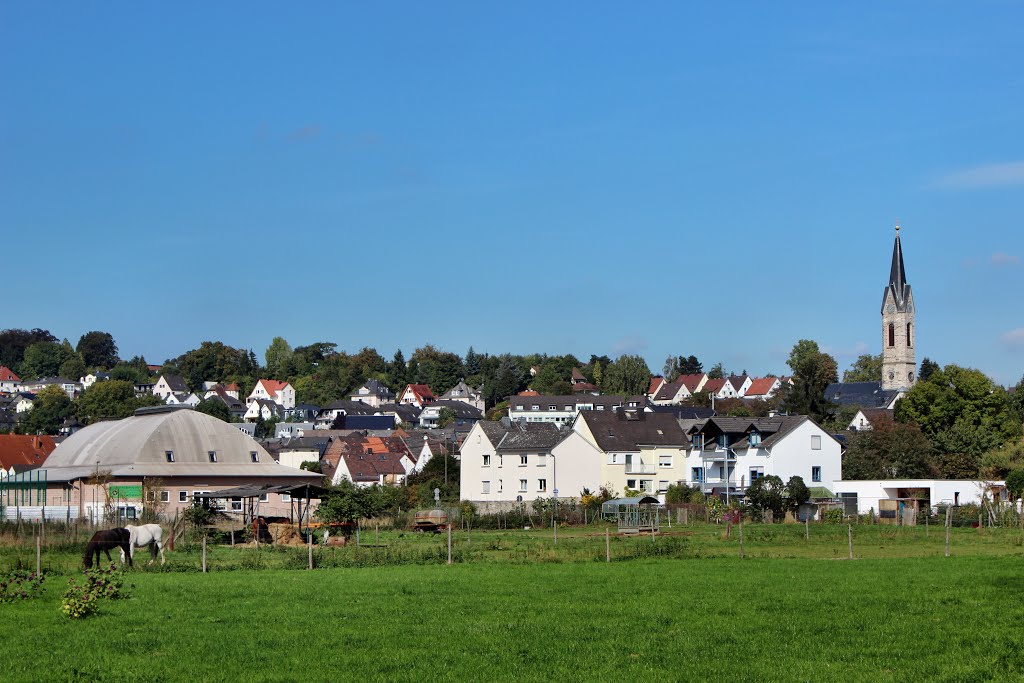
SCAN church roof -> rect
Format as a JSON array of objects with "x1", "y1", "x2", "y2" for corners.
[{"x1": 882, "y1": 228, "x2": 913, "y2": 313}]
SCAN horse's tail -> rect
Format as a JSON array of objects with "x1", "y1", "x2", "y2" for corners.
[{"x1": 83, "y1": 541, "x2": 95, "y2": 568}]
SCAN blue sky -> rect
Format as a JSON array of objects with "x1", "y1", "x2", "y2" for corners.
[{"x1": 2, "y1": 3, "x2": 1022, "y2": 384}]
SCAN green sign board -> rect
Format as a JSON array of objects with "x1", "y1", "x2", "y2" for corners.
[{"x1": 108, "y1": 485, "x2": 143, "y2": 500}]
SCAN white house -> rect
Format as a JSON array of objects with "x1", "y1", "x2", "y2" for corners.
[
  {"x1": 21, "y1": 377, "x2": 82, "y2": 399},
  {"x1": 728, "y1": 375, "x2": 752, "y2": 398},
  {"x1": 743, "y1": 377, "x2": 782, "y2": 401},
  {"x1": 684, "y1": 415, "x2": 843, "y2": 498},
  {"x1": 152, "y1": 374, "x2": 190, "y2": 400},
  {"x1": 507, "y1": 394, "x2": 632, "y2": 425},
  {"x1": 348, "y1": 379, "x2": 395, "y2": 408},
  {"x1": 650, "y1": 374, "x2": 707, "y2": 406},
  {"x1": 203, "y1": 382, "x2": 241, "y2": 400},
  {"x1": 165, "y1": 392, "x2": 202, "y2": 407},
  {"x1": 79, "y1": 372, "x2": 111, "y2": 390},
  {"x1": 830, "y1": 479, "x2": 1006, "y2": 514},
  {"x1": 15, "y1": 394, "x2": 36, "y2": 413},
  {"x1": 400, "y1": 384, "x2": 435, "y2": 408},
  {"x1": 0, "y1": 367, "x2": 21, "y2": 394},
  {"x1": 439, "y1": 379, "x2": 485, "y2": 412},
  {"x1": 459, "y1": 420, "x2": 601, "y2": 505},
  {"x1": 247, "y1": 379, "x2": 296, "y2": 410},
  {"x1": 244, "y1": 399, "x2": 284, "y2": 422}
]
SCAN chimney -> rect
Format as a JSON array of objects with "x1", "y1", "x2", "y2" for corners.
[{"x1": 33, "y1": 435, "x2": 41, "y2": 450}]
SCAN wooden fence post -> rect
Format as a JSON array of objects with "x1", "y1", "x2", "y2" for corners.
[
  {"x1": 605, "y1": 527, "x2": 610, "y2": 563},
  {"x1": 805, "y1": 517, "x2": 809, "y2": 540},
  {"x1": 945, "y1": 506, "x2": 951, "y2": 557},
  {"x1": 308, "y1": 529, "x2": 313, "y2": 570},
  {"x1": 36, "y1": 533, "x2": 41, "y2": 576},
  {"x1": 739, "y1": 516, "x2": 744, "y2": 560},
  {"x1": 447, "y1": 522, "x2": 452, "y2": 565},
  {"x1": 847, "y1": 524, "x2": 853, "y2": 560},
  {"x1": 201, "y1": 534, "x2": 207, "y2": 573}
]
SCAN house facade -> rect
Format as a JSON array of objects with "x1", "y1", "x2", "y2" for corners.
[
  {"x1": 400, "y1": 384, "x2": 435, "y2": 408},
  {"x1": 348, "y1": 379, "x2": 395, "y2": 408},
  {"x1": 152, "y1": 374, "x2": 189, "y2": 400},
  {"x1": 0, "y1": 367, "x2": 21, "y2": 394},
  {"x1": 247, "y1": 379, "x2": 296, "y2": 410},
  {"x1": 439, "y1": 379, "x2": 485, "y2": 412},
  {"x1": 507, "y1": 394, "x2": 630, "y2": 425}
]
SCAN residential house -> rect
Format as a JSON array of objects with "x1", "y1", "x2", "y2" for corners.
[
  {"x1": 285, "y1": 403, "x2": 321, "y2": 422},
  {"x1": 570, "y1": 368, "x2": 598, "y2": 394},
  {"x1": 275, "y1": 422, "x2": 316, "y2": 439},
  {"x1": 376, "y1": 403, "x2": 421, "y2": 427},
  {"x1": 323, "y1": 435, "x2": 414, "y2": 486},
  {"x1": 507, "y1": 394, "x2": 630, "y2": 425},
  {"x1": 152, "y1": 374, "x2": 190, "y2": 400},
  {"x1": 14, "y1": 393, "x2": 36, "y2": 413},
  {"x1": 418, "y1": 400, "x2": 483, "y2": 430},
  {"x1": 400, "y1": 384, "x2": 435, "y2": 408},
  {"x1": 459, "y1": 420, "x2": 600, "y2": 505},
  {"x1": 316, "y1": 400, "x2": 382, "y2": 429},
  {"x1": 80, "y1": 372, "x2": 110, "y2": 390},
  {"x1": 0, "y1": 434, "x2": 56, "y2": 476},
  {"x1": 728, "y1": 375, "x2": 752, "y2": 398},
  {"x1": 277, "y1": 435, "x2": 332, "y2": 470},
  {"x1": 244, "y1": 399, "x2": 284, "y2": 422},
  {"x1": 650, "y1": 374, "x2": 708, "y2": 405},
  {"x1": 847, "y1": 408, "x2": 894, "y2": 432},
  {"x1": 205, "y1": 391, "x2": 247, "y2": 420},
  {"x1": 685, "y1": 415, "x2": 842, "y2": 499},
  {"x1": 830, "y1": 479, "x2": 1004, "y2": 515},
  {"x1": 165, "y1": 392, "x2": 202, "y2": 407},
  {"x1": 573, "y1": 409, "x2": 691, "y2": 499},
  {"x1": 439, "y1": 379, "x2": 485, "y2": 412},
  {"x1": 0, "y1": 367, "x2": 21, "y2": 394},
  {"x1": 824, "y1": 381, "x2": 901, "y2": 410},
  {"x1": 21, "y1": 377, "x2": 82, "y2": 399},
  {"x1": 743, "y1": 377, "x2": 782, "y2": 401},
  {"x1": 348, "y1": 379, "x2": 395, "y2": 408},
  {"x1": 247, "y1": 379, "x2": 296, "y2": 410},
  {"x1": 203, "y1": 382, "x2": 241, "y2": 400},
  {"x1": 647, "y1": 376, "x2": 666, "y2": 401}
]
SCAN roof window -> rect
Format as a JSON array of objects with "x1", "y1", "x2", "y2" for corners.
[{"x1": 165, "y1": 451, "x2": 174, "y2": 463}]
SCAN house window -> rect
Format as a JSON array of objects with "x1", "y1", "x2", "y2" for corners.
[
  {"x1": 498, "y1": 455, "x2": 503, "y2": 468},
  {"x1": 520, "y1": 455, "x2": 528, "y2": 466},
  {"x1": 483, "y1": 454, "x2": 491, "y2": 467},
  {"x1": 888, "y1": 323, "x2": 895, "y2": 347},
  {"x1": 231, "y1": 497, "x2": 243, "y2": 511},
  {"x1": 563, "y1": 405, "x2": 572, "y2": 411},
  {"x1": 691, "y1": 467, "x2": 704, "y2": 483},
  {"x1": 812, "y1": 466, "x2": 822, "y2": 483},
  {"x1": 811, "y1": 435, "x2": 822, "y2": 450},
  {"x1": 159, "y1": 491, "x2": 170, "y2": 503},
  {"x1": 692, "y1": 434, "x2": 704, "y2": 449},
  {"x1": 626, "y1": 479, "x2": 637, "y2": 489},
  {"x1": 498, "y1": 480, "x2": 502, "y2": 492},
  {"x1": 515, "y1": 405, "x2": 524, "y2": 411},
  {"x1": 639, "y1": 480, "x2": 652, "y2": 492},
  {"x1": 658, "y1": 455, "x2": 672, "y2": 467},
  {"x1": 537, "y1": 454, "x2": 546, "y2": 467},
  {"x1": 165, "y1": 451, "x2": 175, "y2": 463},
  {"x1": 608, "y1": 453, "x2": 619, "y2": 464},
  {"x1": 178, "y1": 491, "x2": 188, "y2": 502},
  {"x1": 717, "y1": 434, "x2": 730, "y2": 448},
  {"x1": 208, "y1": 451, "x2": 217, "y2": 463},
  {"x1": 749, "y1": 431, "x2": 761, "y2": 447},
  {"x1": 659, "y1": 480, "x2": 669, "y2": 493},
  {"x1": 749, "y1": 467, "x2": 764, "y2": 483},
  {"x1": 280, "y1": 494, "x2": 291, "y2": 503},
  {"x1": 548, "y1": 405, "x2": 555, "y2": 411},
  {"x1": 482, "y1": 481, "x2": 491, "y2": 494},
  {"x1": 531, "y1": 405, "x2": 540, "y2": 411},
  {"x1": 538, "y1": 479, "x2": 547, "y2": 492},
  {"x1": 250, "y1": 451, "x2": 259, "y2": 462},
  {"x1": 519, "y1": 479, "x2": 528, "y2": 492}
]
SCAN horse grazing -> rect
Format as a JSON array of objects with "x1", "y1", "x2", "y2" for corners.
[
  {"x1": 83, "y1": 528, "x2": 132, "y2": 569},
  {"x1": 120, "y1": 524, "x2": 167, "y2": 565}
]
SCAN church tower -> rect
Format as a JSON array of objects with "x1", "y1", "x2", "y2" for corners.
[{"x1": 881, "y1": 224, "x2": 916, "y2": 391}]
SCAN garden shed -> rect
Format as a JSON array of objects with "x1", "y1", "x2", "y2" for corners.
[{"x1": 601, "y1": 496, "x2": 661, "y2": 534}]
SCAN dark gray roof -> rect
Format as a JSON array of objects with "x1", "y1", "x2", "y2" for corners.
[
  {"x1": 162, "y1": 374, "x2": 189, "y2": 393},
  {"x1": 647, "y1": 405, "x2": 716, "y2": 420},
  {"x1": 352, "y1": 379, "x2": 395, "y2": 400},
  {"x1": 882, "y1": 231, "x2": 913, "y2": 313},
  {"x1": 478, "y1": 421, "x2": 511, "y2": 447},
  {"x1": 508, "y1": 395, "x2": 626, "y2": 410},
  {"x1": 696, "y1": 415, "x2": 818, "y2": 450},
  {"x1": 427, "y1": 400, "x2": 483, "y2": 419},
  {"x1": 579, "y1": 410, "x2": 689, "y2": 451},
  {"x1": 728, "y1": 375, "x2": 749, "y2": 390},
  {"x1": 824, "y1": 382, "x2": 899, "y2": 408},
  {"x1": 497, "y1": 422, "x2": 568, "y2": 450},
  {"x1": 323, "y1": 400, "x2": 380, "y2": 416},
  {"x1": 377, "y1": 403, "x2": 421, "y2": 422}
]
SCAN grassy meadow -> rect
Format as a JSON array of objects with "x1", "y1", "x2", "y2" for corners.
[{"x1": 2, "y1": 523, "x2": 1023, "y2": 681}]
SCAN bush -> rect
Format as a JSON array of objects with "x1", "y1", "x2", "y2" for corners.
[
  {"x1": 0, "y1": 570, "x2": 45, "y2": 602},
  {"x1": 823, "y1": 508, "x2": 844, "y2": 524},
  {"x1": 61, "y1": 564, "x2": 130, "y2": 619}
]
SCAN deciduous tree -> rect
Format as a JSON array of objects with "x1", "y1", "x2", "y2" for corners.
[
  {"x1": 843, "y1": 353, "x2": 882, "y2": 383},
  {"x1": 76, "y1": 331, "x2": 119, "y2": 369},
  {"x1": 601, "y1": 355, "x2": 652, "y2": 396}
]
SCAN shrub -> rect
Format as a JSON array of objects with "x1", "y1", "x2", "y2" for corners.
[
  {"x1": 61, "y1": 564, "x2": 130, "y2": 619},
  {"x1": 823, "y1": 508, "x2": 844, "y2": 524},
  {"x1": 0, "y1": 570, "x2": 45, "y2": 602}
]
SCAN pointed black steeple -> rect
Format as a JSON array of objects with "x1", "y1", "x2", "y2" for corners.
[{"x1": 881, "y1": 223, "x2": 913, "y2": 313}]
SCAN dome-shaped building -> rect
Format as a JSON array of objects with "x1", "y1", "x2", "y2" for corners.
[{"x1": 37, "y1": 405, "x2": 321, "y2": 522}]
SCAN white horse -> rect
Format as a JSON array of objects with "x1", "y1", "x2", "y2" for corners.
[{"x1": 119, "y1": 524, "x2": 167, "y2": 565}]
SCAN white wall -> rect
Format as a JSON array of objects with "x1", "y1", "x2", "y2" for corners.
[{"x1": 831, "y1": 479, "x2": 1005, "y2": 513}]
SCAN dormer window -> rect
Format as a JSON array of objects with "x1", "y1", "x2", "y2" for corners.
[
  {"x1": 250, "y1": 451, "x2": 259, "y2": 463},
  {"x1": 749, "y1": 431, "x2": 761, "y2": 447},
  {"x1": 165, "y1": 451, "x2": 174, "y2": 463},
  {"x1": 208, "y1": 451, "x2": 217, "y2": 463},
  {"x1": 717, "y1": 434, "x2": 729, "y2": 448}
]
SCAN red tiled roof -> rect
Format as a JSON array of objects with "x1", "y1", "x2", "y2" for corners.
[
  {"x1": 647, "y1": 376, "x2": 664, "y2": 396},
  {"x1": 405, "y1": 384, "x2": 435, "y2": 402},
  {"x1": 745, "y1": 377, "x2": 779, "y2": 396},
  {"x1": 0, "y1": 366, "x2": 20, "y2": 382},
  {"x1": 518, "y1": 390, "x2": 539, "y2": 396},
  {"x1": 0, "y1": 435, "x2": 56, "y2": 470},
  {"x1": 222, "y1": 383, "x2": 240, "y2": 391},
  {"x1": 258, "y1": 379, "x2": 290, "y2": 396},
  {"x1": 571, "y1": 368, "x2": 587, "y2": 381},
  {"x1": 679, "y1": 373, "x2": 706, "y2": 393},
  {"x1": 703, "y1": 378, "x2": 726, "y2": 393}
]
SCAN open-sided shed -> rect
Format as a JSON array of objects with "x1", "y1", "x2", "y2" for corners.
[{"x1": 601, "y1": 496, "x2": 661, "y2": 534}]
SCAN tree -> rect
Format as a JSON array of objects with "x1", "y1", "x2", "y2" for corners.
[
  {"x1": 20, "y1": 341, "x2": 76, "y2": 379},
  {"x1": 663, "y1": 356, "x2": 680, "y2": 382},
  {"x1": 895, "y1": 364, "x2": 1021, "y2": 460},
  {"x1": 785, "y1": 476, "x2": 810, "y2": 512},
  {"x1": 745, "y1": 475, "x2": 786, "y2": 518},
  {"x1": 841, "y1": 420, "x2": 934, "y2": 479},
  {"x1": 1005, "y1": 469, "x2": 1024, "y2": 501},
  {"x1": 707, "y1": 362, "x2": 726, "y2": 380},
  {"x1": 20, "y1": 385, "x2": 75, "y2": 435},
  {"x1": 437, "y1": 407, "x2": 457, "y2": 428},
  {"x1": 76, "y1": 380, "x2": 161, "y2": 423},
  {"x1": 264, "y1": 337, "x2": 294, "y2": 379},
  {"x1": 76, "y1": 331, "x2": 119, "y2": 369},
  {"x1": 195, "y1": 398, "x2": 231, "y2": 422},
  {"x1": 173, "y1": 341, "x2": 260, "y2": 392},
  {"x1": 679, "y1": 355, "x2": 703, "y2": 375},
  {"x1": 780, "y1": 340, "x2": 838, "y2": 422},
  {"x1": 601, "y1": 355, "x2": 652, "y2": 395},
  {"x1": 843, "y1": 353, "x2": 882, "y2": 383},
  {"x1": 0, "y1": 328, "x2": 57, "y2": 369},
  {"x1": 411, "y1": 345, "x2": 464, "y2": 394},
  {"x1": 918, "y1": 357, "x2": 940, "y2": 382},
  {"x1": 464, "y1": 346, "x2": 482, "y2": 377},
  {"x1": 387, "y1": 349, "x2": 407, "y2": 393},
  {"x1": 60, "y1": 355, "x2": 87, "y2": 382}
]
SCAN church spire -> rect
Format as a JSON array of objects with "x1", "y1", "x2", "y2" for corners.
[{"x1": 888, "y1": 222, "x2": 909, "y2": 308}]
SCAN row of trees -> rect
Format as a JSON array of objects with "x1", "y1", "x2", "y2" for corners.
[
  {"x1": 14, "y1": 381, "x2": 164, "y2": 435},
  {"x1": 0, "y1": 329, "x2": 119, "y2": 381}
]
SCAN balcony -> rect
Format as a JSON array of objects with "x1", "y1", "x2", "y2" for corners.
[{"x1": 625, "y1": 462, "x2": 656, "y2": 474}]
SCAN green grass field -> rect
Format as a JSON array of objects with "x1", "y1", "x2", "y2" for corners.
[{"x1": 2, "y1": 524, "x2": 1023, "y2": 681}]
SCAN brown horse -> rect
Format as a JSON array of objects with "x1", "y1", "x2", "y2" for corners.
[{"x1": 83, "y1": 528, "x2": 133, "y2": 569}]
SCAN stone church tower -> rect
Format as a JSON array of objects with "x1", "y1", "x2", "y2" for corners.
[{"x1": 881, "y1": 225, "x2": 916, "y2": 391}]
